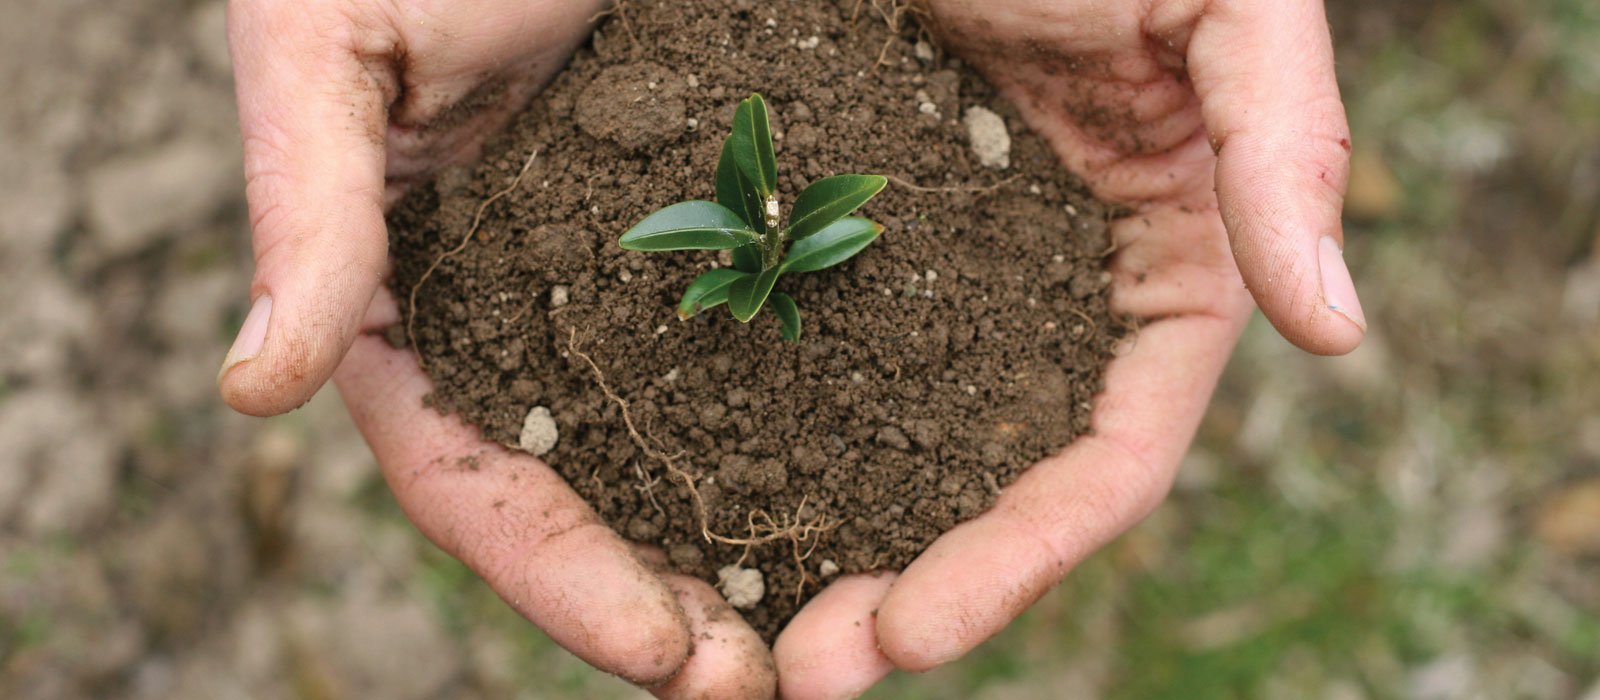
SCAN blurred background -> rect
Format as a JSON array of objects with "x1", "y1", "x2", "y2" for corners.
[{"x1": 1, "y1": 0, "x2": 1596, "y2": 697}]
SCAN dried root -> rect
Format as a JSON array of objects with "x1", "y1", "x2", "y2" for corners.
[
  {"x1": 565, "y1": 328, "x2": 838, "y2": 586},
  {"x1": 887, "y1": 174, "x2": 1020, "y2": 194},
  {"x1": 405, "y1": 149, "x2": 540, "y2": 369}
]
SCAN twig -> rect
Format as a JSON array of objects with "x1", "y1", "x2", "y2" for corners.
[{"x1": 405, "y1": 149, "x2": 540, "y2": 368}]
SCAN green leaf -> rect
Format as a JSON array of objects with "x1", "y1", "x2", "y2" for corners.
[
  {"x1": 715, "y1": 139, "x2": 766, "y2": 232},
  {"x1": 729, "y1": 94, "x2": 778, "y2": 198},
  {"x1": 677, "y1": 268, "x2": 749, "y2": 320},
  {"x1": 728, "y1": 267, "x2": 781, "y2": 322},
  {"x1": 786, "y1": 175, "x2": 887, "y2": 242},
  {"x1": 781, "y1": 217, "x2": 884, "y2": 273},
  {"x1": 731, "y1": 244, "x2": 763, "y2": 273},
  {"x1": 619, "y1": 201, "x2": 758, "y2": 251},
  {"x1": 770, "y1": 292, "x2": 801, "y2": 341}
]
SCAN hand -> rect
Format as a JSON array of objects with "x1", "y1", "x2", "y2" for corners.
[
  {"x1": 219, "y1": 0, "x2": 778, "y2": 695},
  {"x1": 772, "y1": 0, "x2": 1364, "y2": 697}
]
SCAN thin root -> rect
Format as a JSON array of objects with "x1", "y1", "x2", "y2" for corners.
[
  {"x1": 589, "y1": 1, "x2": 640, "y2": 50},
  {"x1": 565, "y1": 329, "x2": 838, "y2": 566},
  {"x1": 887, "y1": 174, "x2": 1020, "y2": 194},
  {"x1": 406, "y1": 149, "x2": 540, "y2": 369},
  {"x1": 1066, "y1": 307, "x2": 1100, "y2": 343}
]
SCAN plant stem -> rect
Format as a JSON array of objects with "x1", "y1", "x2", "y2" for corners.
[{"x1": 761, "y1": 193, "x2": 784, "y2": 269}]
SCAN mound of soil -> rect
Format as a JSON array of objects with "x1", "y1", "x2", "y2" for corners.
[{"x1": 388, "y1": 0, "x2": 1121, "y2": 637}]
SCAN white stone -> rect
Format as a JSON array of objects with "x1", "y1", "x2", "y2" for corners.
[
  {"x1": 517, "y1": 406, "x2": 559, "y2": 456},
  {"x1": 963, "y1": 106, "x2": 1012, "y2": 169},
  {"x1": 914, "y1": 41, "x2": 935, "y2": 62},
  {"x1": 549, "y1": 285, "x2": 570, "y2": 308},
  {"x1": 718, "y1": 565, "x2": 765, "y2": 609},
  {"x1": 818, "y1": 559, "x2": 840, "y2": 578}
]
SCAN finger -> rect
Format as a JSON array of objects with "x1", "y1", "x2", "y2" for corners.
[
  {"x1": 382, "y1": 0, "x2": 606, "y2": 184},
  {"x1": 875, "y1": 209, "x2": 1253, "y2": 670},
  {"x1": 333, "y1": 294, "x2": 691, "y2": 686},
  {"x1": 651, "y1": 574, "x2": 778, "y2": 700},
  {"x1": 877, "y1": 315, "x2": 1243, "y2": 669},
  {"x1": 1180, "y1": 0, "x2": 1367, "y2": 354},
  {"x1": 219, "y1": 1, "x2": 399, "y2": 415},
  {"x1": 774, "y1": 573, "x2": 898, "y2": 700}
]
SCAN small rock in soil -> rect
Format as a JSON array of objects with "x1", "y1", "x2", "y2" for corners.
[
  {"x1": 575, "y1": 62, "x2": 687, "y2": 152},
  {"x1": 517, "y1": 406, "x2": 559, "y2": 456},
  {"x1": 963, "y1": 106, "x2": 1012, "y2": 169},
  {"x1": 718, "y1": 565, "x2": 765, "y2": 609}
]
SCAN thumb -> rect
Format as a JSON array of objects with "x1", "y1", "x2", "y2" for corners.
[
  {"x1": 1187, "y1": 0, "x2": 1366, "y2": 355},
  {"x1": 218, "y1": 2, "x2": 396, "y2": 415}
]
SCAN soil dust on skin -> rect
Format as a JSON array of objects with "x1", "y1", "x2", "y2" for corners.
[{"x1": 388, "y1": 0, "x2": 1122, "y2": 638}]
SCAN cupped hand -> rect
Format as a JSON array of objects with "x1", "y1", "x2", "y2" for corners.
[
  {"x1": 219, "y1": 0, "x2": 1364, "y2": 697},
  {"x1": 219, "y1": 0, "x2": 777, "y2": 695},
  {"x1": 773, "y1": 0, "x2": 1364, "y2": 697}
]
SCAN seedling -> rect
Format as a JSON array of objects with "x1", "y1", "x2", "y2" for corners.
[{"x1": 618, "y1": 94, "x2": 887, "y2": 341}]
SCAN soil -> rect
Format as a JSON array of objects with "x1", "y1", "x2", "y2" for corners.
[{"x1": 388, "y1": 0, "x2": 1121, "y2": 638}]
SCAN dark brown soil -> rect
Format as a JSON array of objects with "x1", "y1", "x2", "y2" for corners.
[{"x1": 388, "y1": 0, "x2": 1121, "y2": 638}]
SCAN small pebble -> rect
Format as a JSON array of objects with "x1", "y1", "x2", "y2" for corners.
[
  {"x1": 914, "y1": 40, "x2": 935, "y2": 62},
  {"x1": 518, "y1": 406, "x2": 559, "y2": 456},
  {"x1": 618, "y1": 270, "x2": 633, "y2": 283},
  {"x1": 819, "y1": 559, "x2": 840, "y2": 578},
  {"x1": 963, "y1": 106, "x2": 1012, "y2": 169},
  {"x1": 719, "y1": 565, "x2": 765, "y2": 609},
  {"x1": 655, "y1": 324, "x2": 668, "y2": 335},
  {"x1": 550, "y1": 285, "x2": 570, "y2": 308},
  {"x1": 686, "y1": 74, "x2": 700, "y2": 88}
]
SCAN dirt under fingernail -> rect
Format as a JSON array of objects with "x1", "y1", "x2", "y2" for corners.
[{"x1": 388, "y1": 0, "x2": 1121, "y2": 640}]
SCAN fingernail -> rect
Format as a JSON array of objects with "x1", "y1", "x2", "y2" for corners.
[
  {"x1": 220, "y1": 295, "x2": 272, "y2": 379},
  {"x1": 1318, "y1": 236, "x2": 1366, "y2": 331}
]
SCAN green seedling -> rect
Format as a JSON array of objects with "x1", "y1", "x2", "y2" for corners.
[{"x1": 618, "y1": 93, "x2": 887, "y2": 341}]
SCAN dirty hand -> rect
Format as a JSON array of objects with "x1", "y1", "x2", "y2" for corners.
[
  {"x1": 220, "y1": 0, "x2": 778, "y2": 696},
  {"x1": 772, "y1": 0, "x2": 1364, "y2": 697}
]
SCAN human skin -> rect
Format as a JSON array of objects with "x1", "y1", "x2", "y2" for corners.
[{"x1": 218, "y1": 0, "x2": 1365, "y2": 697}]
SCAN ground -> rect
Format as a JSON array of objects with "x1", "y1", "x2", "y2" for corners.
[{"x1": 0, "y1": 0, "x2": 1595, "y2": 698}]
